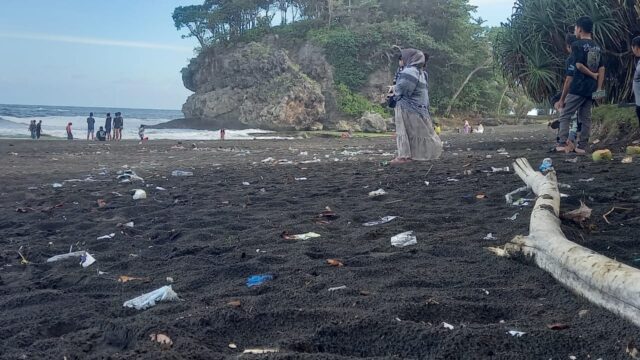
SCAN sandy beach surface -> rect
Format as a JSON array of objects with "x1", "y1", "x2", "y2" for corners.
[{"x1": 1, "y1": 125, "x2": 640, "y2": 359}]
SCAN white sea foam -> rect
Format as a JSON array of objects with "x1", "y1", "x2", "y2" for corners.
[{"x1": 0, "y1": 115, "x2": 288, "y2": 140}]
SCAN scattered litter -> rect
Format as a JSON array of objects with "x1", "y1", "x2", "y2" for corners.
[
  {"x1": 391, "y1": 231, "x2": 417, "y2": 248},
  {"x1": 228, "y1": 343, "x2": 238, "y2": 349},
  {"x1": 562, "y1": 201, "x2": 592, "y2": 224},
  {"x1": 627, "y1": 146, "x2": 640, "y2": 155},
  {"x1": 171, "y1": 170, "x2": 193, "y2": 177},
  {"x1": 149, "y1": 333, "x2": 173, "y2": 348},
  {"x1": 579, "y1": 178, "x2": 595, "y2": 182},
  {"x1": 507, "y1": 330, "x2": 526, "y2": 337},
  {"x1": 52, "y1": 183, "x2": 63, "y2": 188},
  {"x1": 227, "y1": 300, "x2": 241, "y2": 308},
  {"x1": 486, "y1": 246, "x2": 508, "y2": 257},
  {"x1": 118, "y1": 221, "x2": 135, "y2": 228},
  {"x1": 592, "y1": 149, "x2": 613, "y2": 162},
  {"x1": 443, "y1": 322, "x2": 454, "y2": 330},
  {"x1": 507, "y1": 213, "x2": 518, "y2": 221},
  {"x1": 132, "y1": 189, "x2": 147, "y2": 200},
  {"x1": 97, "y1": 199, "x2": 107, "y2": 208},
  {"x1": 546, "y1": 323, "x2": 570, "y2": 330},
  {"x1": 483, "y1": 233, "x2": 497, "y2": 240},
  {"x1": 166, "y1": 277, "x2": 174, "y2": 283},
  {"x1": 539, "y1": 158, "x2": 553, "y2": 172},
  {"x1": 497, "y1": 148, "x2": 506, "y2": 153},
  {"x1": 491, "y1": 166, "x2": 510, "y2": 173},
  {"x1": 505, "y1": 186, "x2": 529, "y2": 205},
  {"x1": 328, "y1": 285, "x2": 347, "y2": 292},
  {"x1": 17, "y1": 251, "x2": 29, "y2": 265},
  {"x1": 578, "y1": 309, "x2": 589, "y2": 317},
  {"x1": 482, "y1": 289, "x2": 490, "y2": 295},
  {"x1": 622, "y1": 156, "x2": 633, "y2": 164},
  {"x1": 281, "y1": 232, "x2": 321, "y2": 240},
  {"x1": 463, "y1": 169, "x2": 473, "y2": 176},
  {"x1": 560, "y1": 193, "x2": 569, "y2": 198},
  {"x1": 243, "y1": 348, "x2": 279, "y2": 355},
  {"x1": 317, "y1": 207, "x2": 337, "y2": 221},
  {"x1": 363, "y1": 216, "x2": 398, "y2": 227},
  {"x1": 156, "y1": 186, "x2": 167, "y2": 191},
  {"x1": 123, "y1": 285, "x2": 180, "y2": 310},
  {"x1": 118, "y1": 170, "x2": 144, "y2": 182},
  {"x1": 97, "y1": 233, "x2": 115, "y2": 240},
  {"x1": 565, "y1": 157, "x2": 578, "y2": 163},
  {"x1": 447, "y1": 178, "x2": 460, "y2": 182},
  {"x1": 242, "y1": 182, "x2": 250, "y2": 186},
  {"x1": 424, "y1": 181, "x2": 430, "y2": 186},
  {"x1": 368, "y1": 189, "x2": 387, "y2": 198},
  {"x1": 261, "y1": 157, "x2": 275, "y2": 163},
  {"x1": 476, "y1": 193, "x2": 487, "y2": 200},
  {"x1": 295, "y1": 177, "x2": 308, "y2": 181},
  {"x1": 486, "y1": 155, "x2": 492, "y2": 159},
  {"x1": 118, "y1": 275, "x2": 151, "y2": 283},
  {"x1": 326, "y1": 259, "x2": 344, "y2": 267},
  {"x1": 47, "y1": 251, "x2": 96, "y2": 268},
  {"x1": 246, "y1": 274, "x2": 273, "y2": 288}
]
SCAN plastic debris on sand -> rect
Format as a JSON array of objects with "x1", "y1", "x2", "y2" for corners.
[{"x1": 123, "y1": 285, "x2": 180, "y2": 310}]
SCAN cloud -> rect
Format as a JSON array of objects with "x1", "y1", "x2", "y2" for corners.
[
  {"x1": 469, "y1": 0, "x2": 515, "y2": 4},
  {"x1": 0, "y1": 32, "x2": 192, "y2": 53}
]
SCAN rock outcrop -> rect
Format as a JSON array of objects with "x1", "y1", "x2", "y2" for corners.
[{"x1": 181, "y1": 42, "x2": 326, "y2": 131}]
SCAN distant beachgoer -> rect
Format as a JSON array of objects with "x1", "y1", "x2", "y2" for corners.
[
  {"x1": 105, "y1": 113, "x2": 112, "y2": 141},
  {"x1": 463, "y1": 120, "x2": 471, "y2": 134},
  {"x1": 113, "y1": 112, "x2": 123, "y2": 141},
  {"x1": 220, "y1": 128, "x2": 226, "y2": 140},
  {"x1": 390, "y1": 48, "x2": 442, "y2": 164},
  {"x1": 36, "y1": 120, "x2": 42, "y2": 139},
  {"x1": 96, "y1": 126, "x2": 107, "y2": 141},
  {"x1": 28, "y1": 120, "x2": 36, "y2": 139},
  {"x1": 138, "y1": 125, "x2": 146, "y2": 143},
  {"x1": 87, "y1": 112, "x2": 95, "y2": 140},
  {"x1": 66, "y1": 122, "x2": 73, "y2": 140}
]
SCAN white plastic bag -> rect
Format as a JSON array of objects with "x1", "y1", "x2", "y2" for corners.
[
  {"x1": 391, "y1": 231, "x2": 417, "y2": 247},
  {"x1": 47, "y1": 251, "x2": 96, "y2": 268},
  {"x1": 132, "y1": 189, "x2": 147, "y2": 200},
  {"x1": 123, "y1": 285, "x2": 180, "y2": 310},
  {"x1": 363, "y1": 216, "x2": 397, "y2": 227}
]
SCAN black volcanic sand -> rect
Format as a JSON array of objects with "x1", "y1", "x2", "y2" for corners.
[{"x1": 1, "y1": 125, "x2": 640, "y2": 359}]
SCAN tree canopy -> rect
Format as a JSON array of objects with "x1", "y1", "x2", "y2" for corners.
[{"x1": 494, "y1": 0, "x2": 640, "y2": 104}]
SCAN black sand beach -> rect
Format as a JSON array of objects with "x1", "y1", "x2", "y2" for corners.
[{"x1": 1, "y1": 125, "x2": 640, "y2": 359}]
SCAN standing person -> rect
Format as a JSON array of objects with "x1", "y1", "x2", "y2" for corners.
[
  {"x1": 105, "y1": 113, "x2": 112, "y2": 141},
  {"x1": 86, "y1": 112, "x2": 96, "y2": 140},
  {"x1": 390, "y1": 48, "x2": 442, "y2": 164},
  {"x1": 555, "y1": 16, "x2": 606, "y2": 154},
  {"x1": 463, "y1": 120, "x2": 471, "y2": 134},
  {"x1": 554, "y1": 34, "x2": 581, "y2": 145},
  {"x1": 36, "y1": 120, "x2": 42, "y2": 139},
  {"x1": 138, "y1": 124, "x2": 146, "y2": 143},
  {"x1": 632, "y1": 36, "x2": 640, "y2": 128},
  {"x1": 28, "y1": 120, "x2": 36, "y2": 139},
  {"x1": 220, "y1": 128, "x2": 226, "y2": 140},
  {"x1": 66, "y1": 122, "x2": 74, "y2": 140},
  {"x1": 113, "y1": 112, "x2": 123, "y2": 141}
]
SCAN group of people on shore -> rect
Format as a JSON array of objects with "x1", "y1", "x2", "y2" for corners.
[
  {"x1": 28, "y1": 120, "x2": 42, "y2": 139},
  {"x1": 82, "y1": 112, "x2": 126, "y2": 141}
]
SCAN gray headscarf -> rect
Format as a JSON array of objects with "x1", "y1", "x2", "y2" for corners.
[{"x1": 401, "y1": 48, "x2": 425, "y2": 68}]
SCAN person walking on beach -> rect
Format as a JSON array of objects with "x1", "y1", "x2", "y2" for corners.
[
  {"x1": 96, "y1": 126, "x2": 107, "y2": 141},
  {"x1": 105, "y1": 113, "x2": 112, "y2": 141},
  {"x1": 36, "y1": 120, "x2": 42, "y2": 139},
  {"x1": 555, "y1": 16, "x2": 606, "y2": 154},
  {"x1": 553, "y1": 34, "x2": 581, "y2": 146},
  {"x1": 220, "y1": 128, "x2": 226, "y2": 140},
  {"x1": 28, "y1": 120, "x2": 36, "y2": 139},
  {"x1": 138, "y1": 124, "x2": 146, "y2": 143},
  {"x1": 113, "y1": 112, "x2": 123, "y2": 141},
  {"x1": 389, "y1": 48, "x2": 442, "y2": 164},
  {"x1": 632, "y1": 36, "x2": 640, "y2": 129},
  {"x1": 87, "y1": 112, "x2": 96, "y2": 140},
  {"x1": 66, "y1": 122, "x2": 73, "y2": 140}
]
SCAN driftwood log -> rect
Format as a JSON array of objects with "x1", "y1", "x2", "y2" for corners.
[{"x1": 498, "y1": 158, "x2": 640, "y2": 327}]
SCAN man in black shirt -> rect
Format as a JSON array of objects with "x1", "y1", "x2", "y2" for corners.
[{"x1": 556, "y1": 16, "x2": 605, "y2": 154}]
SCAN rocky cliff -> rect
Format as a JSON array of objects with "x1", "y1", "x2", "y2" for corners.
[
  {"x1": 178, "y1": 38, "x2": 392, "y2": 132},
  {"x1": 181, "y1": 41, "x2": 327, "y2": 131}
]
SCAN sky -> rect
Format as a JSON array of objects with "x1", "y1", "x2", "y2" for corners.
[{"x1": 0, "y1": 0, "x2": 515, "y2": 110}]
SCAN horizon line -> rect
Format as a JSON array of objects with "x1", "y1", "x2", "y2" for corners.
[{"x1": 0, "y1": 32, "x2": 193, "y2": 53}]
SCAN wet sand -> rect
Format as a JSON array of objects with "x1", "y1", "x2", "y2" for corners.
[{"x1": 1, "y1": 125, "x2": 639, "y2": 359}]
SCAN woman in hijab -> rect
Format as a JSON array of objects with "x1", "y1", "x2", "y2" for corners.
[{"x1": 390, "y1": 49, "x2": 442, "y2": 164}]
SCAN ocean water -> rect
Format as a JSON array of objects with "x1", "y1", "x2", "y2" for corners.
[{"x1": 0, "y1": 104, "x2": 277, "y2": 140}]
